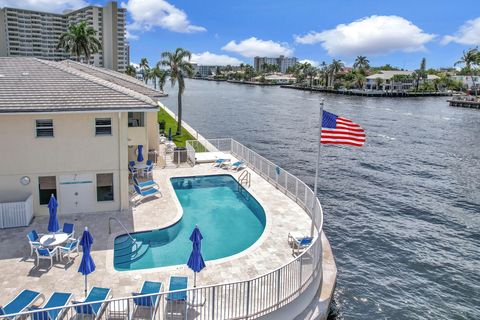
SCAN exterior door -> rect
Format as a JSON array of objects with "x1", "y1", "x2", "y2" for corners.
[{"x1": 59, "y1": 174, "x2": 96, "y2": 214}]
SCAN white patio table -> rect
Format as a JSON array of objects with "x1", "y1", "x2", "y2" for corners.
[{"x1": 39, "y1": 232, "x2": 69, "y2": 259}]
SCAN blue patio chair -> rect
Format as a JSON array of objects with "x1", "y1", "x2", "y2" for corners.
[
  {"x1": 58, "y1": 239, "x2": 79, "y2": 263},
  {"x1": 165, "y1": 276, "x2": 188, "y2": 319},
  {"x1": 292, "y1": 236, "x2": 313, "y2": 255},
  {"x1": 131, "y1": 281, "x2": 162, "y2": 318},
  {"x1": 29, "y1": 292, "x2": 73, "y2": 320},
  {"x1": 26, "y1": 230, "x2": 43, "y2": 256},
  {"x1": 35, "y1": 247, "x2": 58, "y2": 269},
  {"x1": 73, "y1": 287, "x2": 111, "y2": 320},
  {"x1": 0, "y1": 289, "x2": 42, "y2": 319},
  {"x1": 143, "y1": 160, "x2": 154, "y2": 179},
  {"x1": 229, "y1": 160, "x2": 246, "y2": 171},
  {"x1": 128, "y1": 161, "x2": 137, "y2": 176},
  {"x1": 62, "y1": 223, "x2": 75, "y2": 239},
  {"x1": 132, "y1": 176, "x2": 158, "y2": 191},
  {"x1": 132, "y1": 185, "x2": 161, "y2": 205}
]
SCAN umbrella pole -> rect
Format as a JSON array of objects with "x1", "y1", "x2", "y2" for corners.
[
  {"x1": 193, "y1": 272, "x2": 197, "y2": 288},
  {"x1": 84, "y1": 275, "x2": 88, "y2": 298}
]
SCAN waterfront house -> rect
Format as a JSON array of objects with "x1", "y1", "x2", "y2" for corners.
[
  {"x1": 365, "y1": 70, "x2": 440, "y2": 91},
  {"x1": 451, "y1": 75, "x2": 480, "y2": 90},
  {"x1": 0, "y1": 57, "x2": 163, "y2": 217}
]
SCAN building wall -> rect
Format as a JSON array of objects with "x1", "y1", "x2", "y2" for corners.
[
  {"x1": 0, "y1": 1, "x2": 127, "y2": 71},
  {"x1": 0, "y1": 111, "x2": 149, "y2": 216}
]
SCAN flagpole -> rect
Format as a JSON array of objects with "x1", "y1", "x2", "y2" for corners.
[{"x1": 311, "y1": 99, "x2": 324, "y2": 237}]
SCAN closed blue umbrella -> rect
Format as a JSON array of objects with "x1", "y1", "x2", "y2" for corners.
[
  {"x1": 47, "y1": 194, "x2": 59, "y2": 233},
  {"x1": 187, "y1": 226, "x2": 206, "y2": 288},
  {"x1": 78, "y1": 227, "x2": 95, "y2": 297},
  {"x1": 168, "y1": 127, "x2": 172, "y2": 142},
  {"x1": 137, "y1": 145, "x2": 144, "y2": 162}
]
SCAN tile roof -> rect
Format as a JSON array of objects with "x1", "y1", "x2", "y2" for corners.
[
  {"x1": 59, "y1": 60, "x2": 167, "y2": 99},
  {"x1": 0, "y1": 57, "x2": 160, "y2": 113}
]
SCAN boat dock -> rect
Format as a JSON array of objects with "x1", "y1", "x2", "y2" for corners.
[
  {"x1": 281, "y1": 85, "x2": 452, "y2": 97},
  {"x1": 448, "y1": 98, "x2": 480, "y2": 109}
]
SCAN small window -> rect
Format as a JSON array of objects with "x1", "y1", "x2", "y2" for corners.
[
  {"x1": 39, "y1": 176, "x2": 56, "y2": 205},
  {"x1": 128, "y1": 112, "x2": 144, "y2": 127},
  {"x1": 36, "y1": 119, "x2": 53, "y2": 137},
  {"x1": 97, "y1": 173, "x2": 114, "y2": 201},
  {"x1": 95, "y1": 118, "x2": 112, "y2": 135}
]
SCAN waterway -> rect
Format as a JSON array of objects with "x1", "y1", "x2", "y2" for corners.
[{"x1": 159, "y1": 79, "x2": 480, "y2": 319}]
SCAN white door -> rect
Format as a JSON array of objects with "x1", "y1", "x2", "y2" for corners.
[{"x1": 59, "y1": 174, "x2": 96, "y2": 214}]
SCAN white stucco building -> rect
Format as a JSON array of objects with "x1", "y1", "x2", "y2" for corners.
[
  {"x1": 0, "y1": 1, "x2": 128, "y2": 71},
  {"x1": 0, "y1": 57, "x2": 163, "y2": 217}
]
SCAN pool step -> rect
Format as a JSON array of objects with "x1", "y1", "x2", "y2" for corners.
[
  {"x1": 114, "y1": 238, "x2": 137, "y2": 251},
  {"x1": 114, "y1": 242, "x2": 150, "y2": 266},
  {"x1": 115, "y1": 241, "x2": 143, "y2": 258}
]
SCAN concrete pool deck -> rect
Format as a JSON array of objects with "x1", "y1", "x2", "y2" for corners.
[{"x1": 0, "y1": 162, "x2": 320, "y2": 306}]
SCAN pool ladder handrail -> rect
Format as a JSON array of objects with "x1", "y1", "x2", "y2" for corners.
[
  {"x1": 108, "y1": 217, "x2": 138, "y2": 249},
  {"x1": 239, "y1": 170, "x2": 251, "y2": 188}
]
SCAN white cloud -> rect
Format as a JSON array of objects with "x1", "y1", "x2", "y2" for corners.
[
  {"x1": 222, "y1": 37, "x2": 293, "y2": 58},
  {"x1": 191, "y1": 52, "x2": 243, "y2": 66},
  {"x1": 125, "y1": 30, "x2": 139, "y2": 41},
  {"x1": 299, "y1": 59, "x2": 319, "y2": 67},
  {"x1": 442, "y1": 17, "x2": 480, "y2": 45},
  {"x1": 0, "y1": 0, "x2": 87, "y2": 12},
  {"x1": 294, "y1": 15, "x2": 435, "y2": 56},
  {"x1": 123, "y1": 0, "x2": 206, "y2": 36}
]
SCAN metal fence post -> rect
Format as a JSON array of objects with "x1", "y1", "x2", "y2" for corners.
[
  {"x1": 211, "y1": 286, "x2": 215, "y2": 320},
  {"x1": 246, "y1": 280, "x2": 251, "y2": 317}
]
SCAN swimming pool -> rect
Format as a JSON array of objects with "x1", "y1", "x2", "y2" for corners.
[{"x1": 114, "y1": 174, "x2": 266, "y2": 271}]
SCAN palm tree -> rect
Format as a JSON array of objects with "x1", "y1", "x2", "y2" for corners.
[
  {"x1": 125, "y1": 65, "x2": 136, "y2": 77},
  {"x1": 354, "y1": 72, "x2": 366, "y2": 89},
  {"x1": 375, "y1": 77, "x2": 383, "y2": 90},
  {"x1": 139, "y1": 58, "x2": 150, "y2": 83},
  {"x1": 455, "y1": 48, "x2": 479, "y2": 95},
  {"x1": 154, "y1": 65, "x2": 168, "y2": 92},
  {"x1": 415, "y1": 58, "x2": 427, "y2": 91},
  {"x1": 57, "y1": 21, "x2": 101, "y2": 63},
  {"x1": 146, "y1": 67, "x2": 158, "y2": 89},
  {"x1": 303, "y1": 64, "x2": 317, "y2": 87},
  {"x1": 319, "y1": 61, "x2": 328, "y2": 87},
  {"x1": 160, "y1": 48, "x2": 194, "y2": 135},
  {"x1": 353, "y1": 56, "x2": 370, "y2": 73},
  {"x1": 328, "y1": 59, "x2": 344, "y2": 88}
]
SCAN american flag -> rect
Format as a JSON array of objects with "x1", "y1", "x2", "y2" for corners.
[{"x1": 321, "y1": 111, "x2": 366, "y2": 147}]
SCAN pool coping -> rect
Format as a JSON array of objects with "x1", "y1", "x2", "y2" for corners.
[{"x1": 105, "y1": 170, "x2": 273, "y2": 276}]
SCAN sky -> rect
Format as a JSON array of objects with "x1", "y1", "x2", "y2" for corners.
[{"x1": 2, "y1": 0, "x2": 480, "y2": 69}]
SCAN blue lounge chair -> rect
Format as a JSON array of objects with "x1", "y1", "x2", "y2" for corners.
[
  {"x1": 73, "y1": 287, "x2": 111, "y2": 320},
  {"x1": 165, "y1": 276, "x2": 188, "y2": 319},
  {"x1": 292, "y1": 236, "x2": 313, "y2": 255},
  {"x1": 128, "y1": 161, "x2": 137, "y2": 176},
  {"x1": 132, "y1": 176, "x2": 159, "y2": 191},
  {"x1": 229, "y1": 160, "x2": 246, "y2": 171},
  {"x1": 26, "y1": 230, "x2": 43, "y2": 256},
  {"x1": 29, "y1": 292, "x2": 73, "y2": 320},
  {"x1": 133, "y1": 185, "x2": 161, "y2": 205},
  {"x1": 0, "y1": 289, "x2": 42, "y2": 319},
  {"x1": 62, "y1": 223, "x2": 75, "y2": 239},
  {"x1": 212, "y1": 158, "x2": 230, "y2": 167},
  {"x1": 131, "y1": 281, "x2": 162, "y2": 318}
]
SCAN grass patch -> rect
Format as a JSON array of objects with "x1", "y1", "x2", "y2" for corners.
[{"x1": 157, "y1": 108, "x2": 196, "y2": 147}]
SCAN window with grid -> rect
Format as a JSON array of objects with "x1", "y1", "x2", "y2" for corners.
[
  {"x1": 36, "y1": 119, "x2": 53, "y2": 137},
  {"x1": 95, "y1": 118, "x2": 112, "y2": 135}
]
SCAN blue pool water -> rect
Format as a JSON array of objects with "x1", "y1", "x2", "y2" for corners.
[{"x1": 114, "y1": 174, "x2": 266, "y2": 271}]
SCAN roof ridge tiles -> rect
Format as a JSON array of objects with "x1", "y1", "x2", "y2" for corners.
[{"x1": 36, "y1": 59, "x2": 159, "y2": 108}]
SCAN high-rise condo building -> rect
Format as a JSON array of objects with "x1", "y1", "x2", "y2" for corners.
[
  {"x1": 254, "y1": 55, "x2": 298, "y2": 73},
  {"x1": 0, "y1": 1, "x2": 127, "y2": 71}
]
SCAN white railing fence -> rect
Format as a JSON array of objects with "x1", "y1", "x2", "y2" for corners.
[{"x1": 1, "y1": 138, "x2": 324, "y2": 320}]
